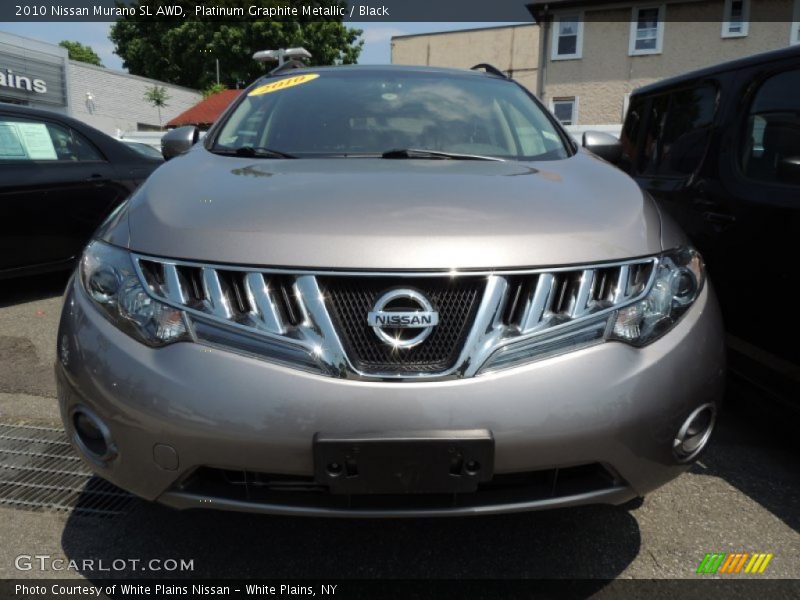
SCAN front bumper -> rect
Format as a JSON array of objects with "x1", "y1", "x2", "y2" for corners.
[{"x1": 56, "y1": 276, "x2": 725, "y2": 517}]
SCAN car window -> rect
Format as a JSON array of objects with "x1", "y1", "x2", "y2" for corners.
[
  {"x1": 635, "y1": 84, "x2": 717, "y2": 177},
  {"x1": 0, "y1": 117, "x2": 103, "y2": 162},
  {"x1": 124, "y1": 141, "x2": 163, "y2": 160},
  {"x1": 620, "y1": 96, "x2": 645, "y2": 168},
  {"x1": 659, "y1": 85, "x2": 717, "y2": 176},
  {"x1": 740, "y1": 68, "x2": 800, "y2": 186},
  {"x1": 214, "y1": 71, "x2": 570, "y2": 161},
  {"x1": 637, "y1": 94, "x2": 669, "y2": 175}
]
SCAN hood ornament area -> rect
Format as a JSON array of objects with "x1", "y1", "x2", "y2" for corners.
[{"x1": 367, "y1": 289, "x2": 440, "y2": 349}]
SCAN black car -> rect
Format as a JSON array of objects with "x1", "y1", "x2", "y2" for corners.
[
  {"x1": 617, "y1": 45, "x2": 800, "y2": 406},
  {"x1": 121, "y1": 140, "x2": 165, "y2": 161},
  {"x1": 0, "y1": 104, "x2": 162, "y2": 279}
]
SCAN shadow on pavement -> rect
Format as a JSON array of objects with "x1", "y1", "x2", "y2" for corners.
[
  {"x1": 61, "y1": 500, "x2": 641, "y2": 581},
  {"x1": 0, "y1": 271, "x2": 70, "y2": 308},
  {"x1": 690, "y1": 386, "x2": 800, "y2": 533}
]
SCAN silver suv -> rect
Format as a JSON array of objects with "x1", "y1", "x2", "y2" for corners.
[{"x1": 57, "y1": 65, "x2": 724, "y2": 517}]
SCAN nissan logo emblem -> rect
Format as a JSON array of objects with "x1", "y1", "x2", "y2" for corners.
[{"x1": 367, "y1": 289, "x2": 439, "y2": 349}]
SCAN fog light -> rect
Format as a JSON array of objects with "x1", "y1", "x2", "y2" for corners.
[
  {"x1": 673, "y1": 404, "x2": 716, "y2": 462},
  {"x1": 71, "y1": 407, "x2": 117, "y2": 464}
]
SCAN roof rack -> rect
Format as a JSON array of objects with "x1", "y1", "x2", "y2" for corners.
[
  {"x1": 268, "y1": 59, "x2": 307, "y2": 77},
  {"x1": 470, "y1": 63, "x2": 509, "y2": 79}
]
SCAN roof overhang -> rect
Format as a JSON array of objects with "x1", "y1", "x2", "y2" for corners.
[{"x1": 527, "y1": 0, "x2": 705, "y2": 21}]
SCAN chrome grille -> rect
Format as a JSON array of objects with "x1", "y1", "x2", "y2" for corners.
[
  {"x1": 132, "y1": 254, "x2": 657, "y2": 380},
  {"x1": 504, "y1": 260, "x2": 653, "y2": 334},
  {"x1": 319, "y1": 276, "x2": 484, "y2": 373},
  {"x1": 137, "y1": 260, "x2": 304, "y2": 334}
]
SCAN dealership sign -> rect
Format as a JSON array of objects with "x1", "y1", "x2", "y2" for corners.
[
  {"x1": 0, "y1": 47, "x2": 66, "y2": 106},
  {"x1": 0, "y1": 67, "x2": 47, "y2": 94}
]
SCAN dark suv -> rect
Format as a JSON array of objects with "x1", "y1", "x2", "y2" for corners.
[{"x1": 619, "y1": 45, "x2": 800, "y2": 406}]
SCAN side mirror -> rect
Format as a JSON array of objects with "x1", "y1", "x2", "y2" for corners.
[
  {"x1": 582, "y1": 131, "x2": 623, "y2": 164},
  {"x1": 777, "y1": 156, "x2": 800, "y2": 185},
  {"x1": 161, "y1": 126, "x2": 199, "y2": 160}
]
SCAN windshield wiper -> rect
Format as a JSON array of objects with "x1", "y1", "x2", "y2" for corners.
[
  {"x1": 381, "y1": 148, "x2": 505, "y2": 162},
  {"x1": 213, "y1": 146, "x2": 296, "y2": 159},
  {"x1": 234, "y1": 146, "x2": 296, "y2": 159}
]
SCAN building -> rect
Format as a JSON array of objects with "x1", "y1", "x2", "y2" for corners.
[
  {"x1": 391, "y1": 25, "x2": 540, "y2": 92},
  {"x1": 167, "y1": 89, "x2": 243, "y2": 130},
  {"x1": 0, "y1": 31, "x2": 201, "y2": 136},
  {"x1": 391, "y1": 1, "x2": 800, "y2": 134},
  {"x1": 528, "y1": 0, "x2": 800, "y2": 132}
]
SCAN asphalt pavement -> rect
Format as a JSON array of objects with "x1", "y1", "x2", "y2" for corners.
[{"x1": 0, "y1": 272, "x2": 798, "y2": 582}]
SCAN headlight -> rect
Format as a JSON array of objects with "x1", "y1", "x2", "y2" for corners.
[
  {"x1": 80, "y1": 241, "x2": 190, "y2": 347},
  {"x1": 609, "y1": 247, "x2": 705, "y2": 347}
]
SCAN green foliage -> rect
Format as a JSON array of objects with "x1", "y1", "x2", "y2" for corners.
[
  {"x1": 143, "y1": 85, "x2": 171, "y2": 127},
  {"x1": 144, "y1": 85, "x2": 171, "y2": 108},
  {"x1": 202, "y1": 83, "x2": 228, "y2": 99},
  {"x1": 109, "y1": 1, "x2": 363, "y2": 90},
  {"x1": 59, "y1": 40, "x2": 104, "y2": 66}
]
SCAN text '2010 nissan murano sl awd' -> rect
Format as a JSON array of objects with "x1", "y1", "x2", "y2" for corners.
[{"x1": 57, "y1": 65, "x2": 725, "y2": 517}]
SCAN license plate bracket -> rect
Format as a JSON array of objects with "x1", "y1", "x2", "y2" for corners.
[{"x1": 313, "y1": 429, "x2": 494, "y2": 495}]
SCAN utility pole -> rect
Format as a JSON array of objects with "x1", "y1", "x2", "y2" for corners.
[{"x1": 200, "y1": 49, "x2": 220, "y2": 85}]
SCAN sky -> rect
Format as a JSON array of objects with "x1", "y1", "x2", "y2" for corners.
[{"x1": 1, "y1": 22, "x2": 522, "y2": 72}]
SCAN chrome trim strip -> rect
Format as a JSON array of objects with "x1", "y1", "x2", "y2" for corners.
[
  {"x1": 244, "y1": 272, "x2": 285, "y2": 334},
  {"x1": 456, "y1": 275, "x2": 509, "y2": 378},
  {"x1": 162, "y1": 263, "x2": 186, "y2": 305},
  {"x1": 131, "y1": 253, "x2": 659, "y2": 277},
  {"x1": 521, "y1": 273, "x2": 554, "y2": 333},
  {"x1": 613, "y1": 265, "x2": 631, "y2": 303},
  {"x1": 293, "y1": 275, "x2": 350, "y2": 376},
  {"x1": 571, "y1": 269, "x2": 595, "y2": 318},
  {"x1": 201, "y1": 267, "x2": 232, "y2": 319}
]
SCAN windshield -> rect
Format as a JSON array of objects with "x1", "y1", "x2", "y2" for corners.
[{"x1": 212, "y1": 70, "x2": 570, "y2": 161}]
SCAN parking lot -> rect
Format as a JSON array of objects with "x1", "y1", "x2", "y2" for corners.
[{"x1": 0, "y1": 272, "x2": 798, "y2": 581}]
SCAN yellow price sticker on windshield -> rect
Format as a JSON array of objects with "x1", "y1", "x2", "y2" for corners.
[{"x1": 248, "y1": 74, "x2": 319, "y2": 96}]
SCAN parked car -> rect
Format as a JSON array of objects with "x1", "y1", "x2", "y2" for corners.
[
  {"x1": 121, "y1": 140, "x2": 164, "y2": 161},
  {"x1": 57, "y1": 65, "x2": 724, "y2": 517},
  {"x1": 618, "y1": 45, "x2": 800, "y2": 407},
  {"x1": 0, "y1": 104, "x2": 162, "y2": 279}
]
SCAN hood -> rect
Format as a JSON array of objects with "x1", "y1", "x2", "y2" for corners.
[{"x1": 117, "y1": 147, "x2": 663, "y2": 270}]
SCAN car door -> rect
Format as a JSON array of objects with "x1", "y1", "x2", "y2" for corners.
[
  {"x1": 623, "y1": 83, "x2": 720, "y2": 243},
  {"x1": 0, "y1": 114, "x2": 122, "y2": 272},
  {"x1": 715, "y1": 63, "x2": 800, "y2": 370}
]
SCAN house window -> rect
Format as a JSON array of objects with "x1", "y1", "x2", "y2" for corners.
[
  {"x1": 629, "y1": 6, "x2": 665, "y2": 55},
  {"x1": 722, "y1": 0, "x2": 750, "y2": 38},
  {"x1": 552, "y1": 97, "x2": 577, "y2": 126},
  {"x1": 552, "y1": 14, "x2": 583, "y2": 60},
  {"x1": 792, "y1": 0, "x2": 800, "y2": 45}
]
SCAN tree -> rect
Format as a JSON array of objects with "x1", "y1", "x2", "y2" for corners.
[
  {"x1": 144, "y1": 85, "x2": 171, "y2": 128},
  {"x1": 59, "y1": 41, "x2": 104, "y2": 66},
  {"x1": 109, "y1": 1, "x2": 362, "y2": 90}
]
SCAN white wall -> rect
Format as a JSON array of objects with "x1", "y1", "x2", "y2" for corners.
[{"x1": 68, "y1": 61, "x2": 201, "y2": 136}]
